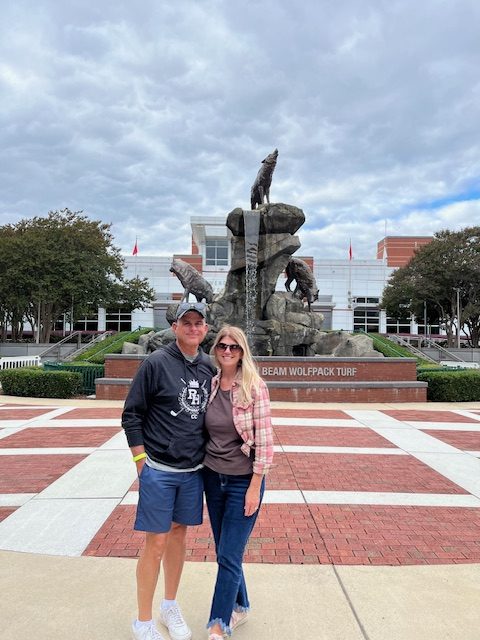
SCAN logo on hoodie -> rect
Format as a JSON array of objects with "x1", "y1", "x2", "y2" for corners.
[{"x1": 172, "y1": 378, "x2": 209, "y2": 419}]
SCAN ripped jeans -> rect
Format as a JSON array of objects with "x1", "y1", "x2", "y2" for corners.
[{"x1": 203, "y1": 466, "x2": 265, "y2": 636}]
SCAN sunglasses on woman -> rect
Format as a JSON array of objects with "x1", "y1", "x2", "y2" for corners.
[{"x1": 215, "y1": 342, "x2": 242, "y2": 352}]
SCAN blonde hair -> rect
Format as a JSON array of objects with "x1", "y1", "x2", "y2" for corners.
[{"x1": 211, "y1": 325, "x2": 261, "y2": 405}]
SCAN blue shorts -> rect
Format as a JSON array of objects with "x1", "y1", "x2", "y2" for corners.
[{"x1": 134, "y1": 464, "x2": 204, "y2": 533}]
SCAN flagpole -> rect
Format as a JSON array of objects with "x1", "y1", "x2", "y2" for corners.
[
  {"x1": 348, "y1": 239, "x2": 352, "y2": 329},
  {"x1": 134, "y1": 236, "x2": 138, "y2": 278},
  {"x1": 383, "y1": 220, "x2": 387, "y2": 286},
  {"x1": 380, "y1": 222, "x2": 388, "y2": 334}
]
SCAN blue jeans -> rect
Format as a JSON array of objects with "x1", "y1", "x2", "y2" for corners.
[{"x1": 203, "y1": 466, "x2": 265, "y2": 636}]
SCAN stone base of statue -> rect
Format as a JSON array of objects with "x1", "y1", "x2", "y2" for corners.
[{"x1": 96, "y1": 353, "x2": 427, "y2": 402}]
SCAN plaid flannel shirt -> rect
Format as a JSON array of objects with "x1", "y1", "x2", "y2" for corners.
[{"x1": 209, "y1": 372, "x2": 274, "y2": 475}]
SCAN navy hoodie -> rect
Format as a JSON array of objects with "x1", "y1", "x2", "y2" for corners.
[{"x1": 122, "y1": 342, "x2": 216, "y2": 469}]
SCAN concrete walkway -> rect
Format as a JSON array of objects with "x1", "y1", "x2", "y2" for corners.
[
  {"x1": 1, "y1": 394, "x2": 480, "y2": 639},
  {"x1": 2, "y1": 551, "x2": 480, "y2": 639}
]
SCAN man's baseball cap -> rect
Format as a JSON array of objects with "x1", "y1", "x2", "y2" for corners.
[{"x1": 175, "y1": 302, "x2": 207, "y2": 320}]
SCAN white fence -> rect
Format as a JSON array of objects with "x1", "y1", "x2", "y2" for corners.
[
  {"x1": 0, "y1": 355, "x2": 41, "y2": 370},
  {"x1": 440, "y1": 360, "x2": 480, "y2": 369}
]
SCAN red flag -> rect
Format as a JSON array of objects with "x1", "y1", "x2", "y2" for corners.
[
  {"x1": 349, "y1": 240, "x2": 353, "y2": 260},
  {"x1": 132, "y1": 239, "x2": 138, "y2": 256}
]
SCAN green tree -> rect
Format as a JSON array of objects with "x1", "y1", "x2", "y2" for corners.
[
  {"x1": 0, "y1": 209, "x2": 154, "y2": 342},
  {"x1": 0, "y1": 224, "x2": 32, "y2": 340},
  {"x1": 109, "y1": 276, "x2": 155, "y2": 312},
  {"x1": 382, "y1": 226, "x2": 480, "y2": 347}
]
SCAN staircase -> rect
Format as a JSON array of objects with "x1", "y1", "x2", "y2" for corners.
[
  {"x1": 62, "y1": 331, "x2": 113, "y2": 361},
  {"x1": 37, "y1": 331, "x2": 113, "y2": 363},
  {"x1": 424, "y1": 338, "x2": 464, "y2": 363},
  {"x1": 388, "y1": 335, "x2": 437, "y2": 364},
  {"x1": 37, "y1": 331, "x2": 84, "y2": 362}
]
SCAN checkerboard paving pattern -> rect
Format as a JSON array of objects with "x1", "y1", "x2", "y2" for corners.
[
  {"x1": 422, "y1": 430, "x2": 480, "y2": 450},
  {"x1": 381, "y1": 409, "x2": 480, "y2": 423},
  {"x1": 0, "y1": 507, "x2": 16, "y2": 523},
  {"x1": 1, "y1": 401, "x2": 480, "y2": 565},
  {"x1": 0, "y1": 427, "x2": 121, "y2": 448}
]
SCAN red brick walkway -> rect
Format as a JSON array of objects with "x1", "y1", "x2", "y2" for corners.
[{"x1": 2, "y1": 402, "x2": 480, "y2": 565}]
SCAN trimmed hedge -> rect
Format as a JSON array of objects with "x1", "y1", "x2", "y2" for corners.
[
  {"x1": 417, "y1": 369, "x2": 480, "y2": 402},
  {"x1": 74, "y1": 328, "x2": 153, "y2": 364},
  {"x1": 0, "y1": 367, "x2": 82, "y2": 398},
  {"x1": 43, "y1": 362, "x2": 104, "y2": 394}
]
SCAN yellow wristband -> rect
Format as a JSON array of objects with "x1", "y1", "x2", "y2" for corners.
[{"x1": 132, "y1": 452, "x2": 147, "y2": 463}]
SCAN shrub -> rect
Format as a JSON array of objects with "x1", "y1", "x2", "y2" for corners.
[
  {"x1": 43, "y1": 362, "x2": 104, "y2": 394},
  {"x1": 417, "y1": 369, "x2": 480, "y2": 402},
  {"x1": 0, "y1": 367, "x2": 82, "y2": 398}
]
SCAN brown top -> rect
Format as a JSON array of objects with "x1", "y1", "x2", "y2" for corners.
[{"x1": 204, "y1": 388, "x2": 253, "y2": 475}]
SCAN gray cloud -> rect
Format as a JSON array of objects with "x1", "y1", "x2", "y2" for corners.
[{"x1": 1, "y1": 0, "x2": 479, "y2": 260}]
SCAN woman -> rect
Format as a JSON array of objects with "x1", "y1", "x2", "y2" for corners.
[{"x1": 203, "y1": 325, "x2": 274, "y2": 640}]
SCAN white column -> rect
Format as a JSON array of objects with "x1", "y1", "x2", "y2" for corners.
[
  {"x1": 379, "y1": 309, "x2": 387, "y2": 333},
  {"x1": 97, "y1": 308, "x2": 106, "y2": 332},
  {"x1": 410, "y1": 315, "x2": 418, "y2": 335}
]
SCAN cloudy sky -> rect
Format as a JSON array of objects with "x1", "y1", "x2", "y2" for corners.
[{"x1": 1, "y1": 0, "x2": 479, "y2": 261}]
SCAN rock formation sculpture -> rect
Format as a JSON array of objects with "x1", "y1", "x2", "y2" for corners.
[{"x1": 206, "y1": 203, "x2": 324, "y2": 355}]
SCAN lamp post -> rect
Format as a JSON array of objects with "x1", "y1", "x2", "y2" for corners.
[
  {"x1": 36, "y1": 301, "x2": 41, "y2": 344},
  {"x1": 423, "y1": 300, "x2": 427, "y2": 340},
  {"x1": 71, "y1": 296, "x2": 74, "y2": 335},
  {"x1": 454, "y1": 287, "x2": 461, "y2": 349}
]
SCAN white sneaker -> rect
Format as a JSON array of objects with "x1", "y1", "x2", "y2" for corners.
[
  {"x1": 159, "y1": 604, "x2": 192, "y2": 640},
  {"x1": 230, "y1": 609, "x2": 249, "y2": 630},
  {"x1": 132, "y1": 620, "x2": 166, "y2": 640}
]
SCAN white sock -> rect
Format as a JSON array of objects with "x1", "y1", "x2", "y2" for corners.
[
  {"x1": 134, "y1": 619, "x2": 153, "y2": 629},
  {"x1": 161, "y1": 599, "x2": 177, "y2": 610}
]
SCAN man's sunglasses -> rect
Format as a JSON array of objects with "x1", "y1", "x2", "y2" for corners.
[{"x1": 215, "y1": 342, "x2": 242, "y2": 352}]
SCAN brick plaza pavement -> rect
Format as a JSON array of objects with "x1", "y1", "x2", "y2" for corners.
[{"x1": 0, "y1": 401, "x2": 480, "y2": 565}]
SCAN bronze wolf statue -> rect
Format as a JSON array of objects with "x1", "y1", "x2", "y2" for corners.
[
  {"x1": 250, "y1": 148, "x2": 278, "y2": 209},
  {"x1": 285, "y1": 257, "x2": 319, "y2": 312},
  {"x1": 170, "y1": 258, "x2": 214, "y2": 303}
]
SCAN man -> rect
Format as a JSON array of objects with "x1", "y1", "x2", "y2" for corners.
[{"x1": 122, "y1": 302, "x2": 215, "y2": 640}]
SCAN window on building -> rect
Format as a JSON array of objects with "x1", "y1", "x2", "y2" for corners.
[
  {"x1": 353, "y1": 297, "x2": 379, "y2": 305},
  {"x1": 205, "y1": 239, "x2": 229, "y2": 266},
  {"x1": 386, "y1": 316, "x2": 441, "y2": 336},
  {"x1": 354, "y1": 307, "x2": 380, "y2": 332},
  {"x1": 416, "y1": 322, "x2": 441, "y2": 336},
  {"x1": 386, "y1": 316, "x2": 412, "y2": 334},
  {"x1": 73, "y1": 313, "x2": 99, "y2": 332},
  {"x1": 106, "y1": 308, "x2": 132, "y2": 332}
]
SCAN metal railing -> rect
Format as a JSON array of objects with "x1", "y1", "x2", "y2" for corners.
[
  {"x1": 62, "y1": 331, "x2": 113, "y2": 362},
  {"x1": 360, "y1": 333, "x2": 407, "y2": 358},
  {"x1": 388, "y1": 335, "x2": 437, "y2": 364},
  {"x1": 37, "y1": 331, "x2": 84, "y2": 361},
  {"x1": 425, "y1": 339, "x2": 464, "y2": 362}
]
